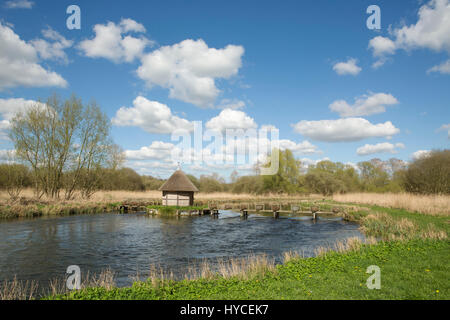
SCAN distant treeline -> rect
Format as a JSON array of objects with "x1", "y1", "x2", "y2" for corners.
[
  {"x1": 183, "y1": 149, "x2": 449, "y2": 196},
  {"x1": 1, "y1": 94, "x2": 448, "y2": 199},
  {"x1": 1, "y1": 149, "x2": 448, "y2": 197}
]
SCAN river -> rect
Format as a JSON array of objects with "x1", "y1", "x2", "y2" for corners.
[{"x1": 0, "y1": 211, "x2": 363, "y2": 288}]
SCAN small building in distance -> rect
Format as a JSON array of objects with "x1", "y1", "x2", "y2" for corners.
[{"x1": 158, "y1": 169, "x2": 199, "y2": 206}]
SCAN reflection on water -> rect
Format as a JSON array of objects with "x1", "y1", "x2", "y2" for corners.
[{"x1": 0, "y1": 211, "x2": 363, "y2": 287}]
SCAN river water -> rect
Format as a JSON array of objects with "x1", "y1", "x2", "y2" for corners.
[{"x1": 0, "y1": 211, "x2": 362, "y2": 288}]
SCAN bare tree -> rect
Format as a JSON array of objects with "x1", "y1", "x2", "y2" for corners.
[
  {"x1": 63, "y1": 100, "x2": 111, "y2": 200},
  {"x1": 9, "y1": 94, "x2": 115, "y2": 200}
]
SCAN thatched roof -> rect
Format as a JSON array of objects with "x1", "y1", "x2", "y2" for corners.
[{"x1": 158, "y1": 170, "x2": 199, "y2": 192}]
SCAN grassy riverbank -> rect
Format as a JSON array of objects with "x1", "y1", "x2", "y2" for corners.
[
  {"x1": 44, "y1": 199, "x2": 449, "y2": 300},
  {"x1": 1, "y1": 192, "x2": 448, "y2": 300},
  {"x1": 46, "y1": 239, "x2": 448, "y2": 300}
]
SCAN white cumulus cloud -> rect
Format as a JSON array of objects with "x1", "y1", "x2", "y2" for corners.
[
  {"x1": 216, "y1": 99, "x2": 245, "y2": 110},
  {"x1": 125, "y1": 141, "x2": 176, "y2": 160},
  {"x1": 31, "y1": 27, "x2": 73, "y2": 63},
  {"x1": 292, "y1": 118, "x2": 400, "y2": 142},
  {"x1": 329, "y1": 92, "x2": 399, "y2": 117},
  {"x1": 0, "y1": 23, "x2": 68, "y2": 90},
  {"x1": 137, "y1": 39, "x2": 244, "y2": 107},
  {"x1": 411, "y1": 150, "x2": 432, "y2": 160},
  {"x1": 0, "y1": 97, "x2": 41, "y2": 120},
  {"x1": 278, "y1": 139, "x2": 321, "y2": 155},
  {"x1": 205, "y1": 108, "x2": 257, "y2": 132},
  {"x1": 332, "y1": 58, "x2": 362, "y2": 75},
  {"x1": 428, "y1": 59, "x2": 450, "y2": 74},
  {"x1": 393, "y1": 0, "x2": 450, "y2": 52},
  {"x1": 4, "y1": 0, "x2": 34, "y2": 9},
  {"x1": 357, "y1": 142, "x2": 405, "y2": 156},
  {"x1": 112, "y1": 96, "x2": 193, "y2": 134},
  {"x1": 0, "y1": 121, "x2": 10, "y2": 140},
  {"x1": 368, "y1": 36, "x2": 396, "y2": 57},
  {"x1": 78, "y1": 19, "x2": 153, "y2": 63},
  {"x1": 0, "y1": 98, "x2": 46, "y2": 140},
  {"x1": 369, "y1": 0, "x2": 450, "y2": 71}
]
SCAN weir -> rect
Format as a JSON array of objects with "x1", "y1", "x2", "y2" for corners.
[{"x1": 199, "y1": 202, "x2": 343, "y2": 220}]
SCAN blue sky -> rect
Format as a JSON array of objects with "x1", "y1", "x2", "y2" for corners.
[{"x1": 0, "y1": 0, "x2": 449, "y2": 179}]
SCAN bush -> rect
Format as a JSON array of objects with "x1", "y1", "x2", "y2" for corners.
[
  {"x1": 0, "y1": 163, "x2": 31, "y2": 201},
  {"x1": 100, "y1": 168, "x2": 145, "y2": 191},
  {"x1": 305, "y1": 171, "x2": 346, "y2": 196},
  {"x1": 404, "y1": 150, "x2": 450, "y2": 194}
]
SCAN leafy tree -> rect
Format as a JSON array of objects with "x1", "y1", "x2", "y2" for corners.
[
  {"x1": 305, "y1": 171, "x2": 346, "y2": 196},
  {"x1": 9, "y1": 94, "x2": 116, "y2": 199},
  {"x1": 231, "y1": 175, "x2": 264, "y2": 194},
  {"x1": 262, "y1": 149, "x2": 301, "y2": 194},
  {"x1": 357, "y1": 160, "x2": 390, "y2": 192},
  {"x1": 403, "y1": 150, "x2": 450, "y2": 194},
  {"x1": 141, "y1": 175, "x2": 165, "y2": 190},
  {"x1": 198, "y1": 174, "x2": 225, "y2": 192},
  {"x1": 186, "y1": 174, "x2": 200, "y2": 190}
]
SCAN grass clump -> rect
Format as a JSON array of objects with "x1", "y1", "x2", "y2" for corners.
[{"x1": 146, "y1": 205, "x2": 206, "y2": 216}]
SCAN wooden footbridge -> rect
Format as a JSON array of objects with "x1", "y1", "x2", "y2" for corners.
[
  {"x1": 201, "y1": 202, "x2": 343, "y2": 220},
  {"x1": 116, "y1": 199, "x2": 345, "y2": 220}
]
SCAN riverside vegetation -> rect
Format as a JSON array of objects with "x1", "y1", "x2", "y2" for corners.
[
  {"x1": 0, "y1": 194, "x2": 448, "y2": 300},
  {"x1": 48, "y1": 199, "x2": 449, "y2": 300},
  {"x1": 0, "y1": 95, "x2": 448, "y2": 299},
  {"x1": 1, "y1": 95, "x2": 448, "y2": 205}
]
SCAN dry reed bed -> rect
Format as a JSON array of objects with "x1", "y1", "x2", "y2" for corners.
[
  {"x1": 333, "y1": 193, "x2": 450, "y2": 216},
  {"x1": 0, "y1": 189, "x2": 324, "y2": 204},
  {"x1": 314, "y1": 236, "x2": 378, "y2": 257},
  {"x1": 359, "y1": 212, "x2": 448, "y2": 241},
  {"x1": 0, "y1": 254, "x2": 281, "y2": 300},
  {"x1": 0, "y1": 269, "x2": 116, "y2": 300},
  {"x1": 144, "y1": 254, "x2": 277, "y2": 286},
  {"x1": 0, "y1": 189, "x2": 325, "y2": 218}
]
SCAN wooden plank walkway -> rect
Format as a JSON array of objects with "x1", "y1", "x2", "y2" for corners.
[{"x1": 200, "y1": 201, "x2": 344, "y2": 220}]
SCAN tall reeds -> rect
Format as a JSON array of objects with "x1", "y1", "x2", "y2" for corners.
[
  {"x1": 333, "y1": 193, "x2": 450, "y2": 216},
  {"x1": 0, "y1": 269, "x2": 116, "y2": 300}
]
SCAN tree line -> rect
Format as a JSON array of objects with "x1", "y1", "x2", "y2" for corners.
[
  {"x1": 182, "y1": 149, "x2": 448, "y2": 195},
  {"x1": 5, "y1": 148, "x2": 447, "y2": 197},
  {"x1": 1, "y1": 95, "x2": 448, "y2": 199}
]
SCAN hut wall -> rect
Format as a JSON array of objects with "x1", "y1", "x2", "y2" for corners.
[{"x1": 162, "y1": 191, "x2": 194, "y2": 206}]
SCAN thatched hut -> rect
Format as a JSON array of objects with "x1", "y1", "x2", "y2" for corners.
[{"x1": 158, "y1": 170, "x2": 199, "y2": 206}]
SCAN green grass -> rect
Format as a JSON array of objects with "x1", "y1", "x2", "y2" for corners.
[
  {"x1": 0, "y1": 202, "x2": 111, "y2": 219},
  {"x1": 334, "y1": 203, "x2": 449, "y2": 241},
  {"x1": 146, "y1": 205, "x2": 206, "y2": 215},
  {"x1": 366, "y1": 205, "x2": 449, "y2": 230},
  {"x1": 48, "y1": 240, "x2": 449, "y2": 300}
]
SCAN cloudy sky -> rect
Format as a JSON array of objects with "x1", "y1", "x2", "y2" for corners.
[{"x1": 0, "y1": 0, "x2": 449, "y2": 179}]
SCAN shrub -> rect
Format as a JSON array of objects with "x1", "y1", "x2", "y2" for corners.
[{"x1": 404, "y1": 150, "x2": 450, "y2": 194}]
